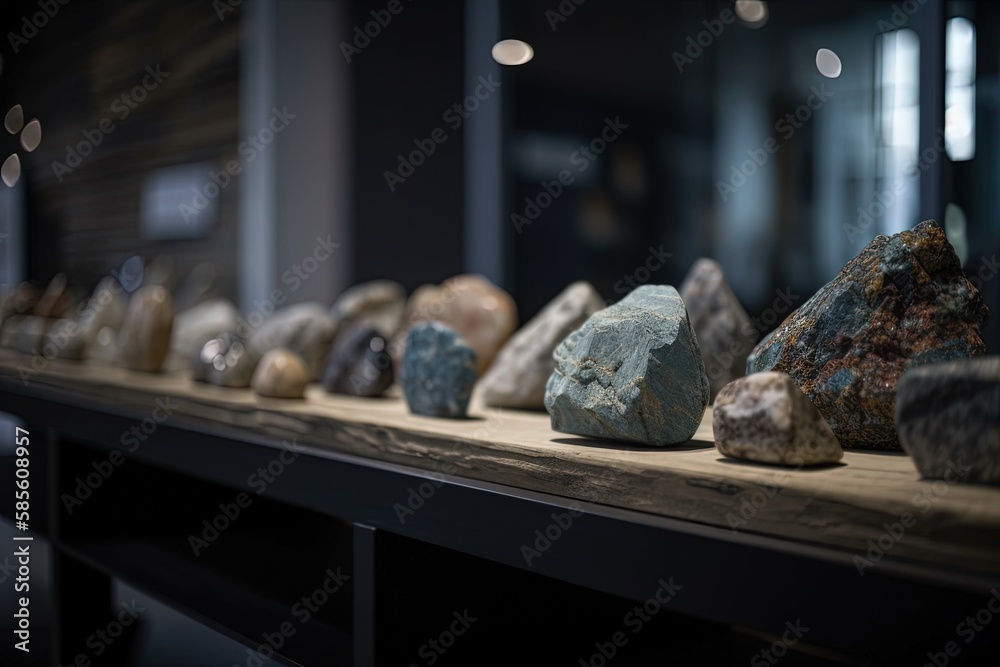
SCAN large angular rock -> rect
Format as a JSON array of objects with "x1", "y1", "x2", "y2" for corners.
[
  {"x1": 195, "y1": 334, "x2": 257, "y2": 388},
  {"x1": 679, "y1": 258, "x2": 757, "y2": 400},
  {"x1": 748, "y1": 220, "x2": 988, "y2": 450},
  {"x1": 118, "y1": 286, "x2": 174, "y2": 373},
  {"x1": 322, "y1": 325, "x2": 394, "y2": 397},
  {"x1": 246, "y1": 303, "x2": 337, "y2": 382},
  {"x1": 166, "y1": 298, "x2": 239, "y2": 372},
  {"x1": 545, "y1": 285, "x2": 710, "y2": 446},
  {"x1": 251, "y1": 348, "x2": 309, "y2": 398},
  {"x1": 479, "y1": 282, "x2": 604, "y2": 409},
  {"x1": 896, "y1": 357, "x2": 1000, "y2": 485},
  {"x1": 714, "y1": 372, "x2": 843, "y2": 466},
  {"x1": 395, "y1": 274, "x2": 517, "y2": 375},
  {"x1": 330, "y1": 280, "x2": 406, "y2": 340},
  {"x1": 402, "y1": 322, "x2": 478, "y2": 418}
]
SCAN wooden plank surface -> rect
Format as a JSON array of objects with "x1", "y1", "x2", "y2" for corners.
[{"x1": 1, "y1": 350, "x2": 998, "y2": 580}]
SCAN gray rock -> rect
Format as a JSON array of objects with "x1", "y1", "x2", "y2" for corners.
[
  {"x1": 246, "y1": 303, "x2": 337, "y2": 381},
  {"x1": 87, "y1": 326, "x2": 122, "y2": 366},
  {"x1": 118, "y1": 286, "x2": 174, "y2": 373},
  {"x1": 480, "y1": 281, "x2": 604, "y2": 409},
  {"x1": 330, "y1": 280, "x2": 406, "y2": 339},
  {"x1": 44, "y1": 319, "x2": 88, "y2": 360},
  {"x1": 11, "y1": 316, "x2": 48, "y2": 355},
  {"x1": 78, "y1": 277, "x2": 127, "y2": 347},
  {"x1": 174, "y1": 261, "x2": 217, "y2": 312},
  {"x1": 714, "y1": 372, "x2": 843, "y2": 466},
  {"x1": 322, "y1": 325, "x2": 394, "y2": 397},
  {"x1": 896, "y1": 356, "x2": 1000, "y2": 485},
  {"x1": 545, "y1": 285, "x2": 710, "y2": 446},
  {"x1": 251, "y1": 348, "x2": 310, "y2": 399},
  {"x1": 195, "y1": 334, "x2": 257, "y2": 388},
  {"x1": 679, "y1": 258, "x2": 757, "y2": 400},
  {"x1": 166, "y1": 298, "x2": 239, "y2": 372},
  {"x1": 402, "y1": 321, "x2": 478, "y2": 418}
]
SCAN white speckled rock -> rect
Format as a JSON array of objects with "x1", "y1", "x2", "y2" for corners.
[
  {"x1": 714, "y1": 372, "x2": 843, "y2": 466},
  {"x1": 247, "y1": 303, "x2": 337, "y2": 382},
  {"x1": 251, "y1": 348, "x2": 310, "y2": 399}
]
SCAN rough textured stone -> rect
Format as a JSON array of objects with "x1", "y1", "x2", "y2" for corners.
[
  {"x1": 545, "y1": 285, "x2": 710, "y2": 446},
  {"x1": 402, "y1": 322, "x2": 478, "y2": 418},
  {"x1": 679, "y1": 258, "x2": 757, "y2": 400},
  {"x1": 247, "y1": 303, "x2": 337, "y2": 382},
  {"x1": 330, "y1": 280, "x2": 406, "y2": 340},
  {"x1": 195, "y1": 334, "x2": 257, "y2": 388},
  {"x1": 714, "y1": 372, "x2": 843, "y2": 466},
  {"x1": 395, "y1": 274, "x2": 517, "y2": 375},
  {"x1": 78, "y1": 277, "x2": 127, "y2": 347},
  {"x1": 322, "y1": 325, "x2": 394, "y2": 397},
  {"x1": 33, "y1": 273, "x2": 71, "y2": 319},
  {"x1": 251, "y1": 348, "x2": 310, "y2": 399},
  {"x1": 896, "y1": 357, "x2": 1000, "y2": 485},
  {"x1": 166, "y1": 299, "x2": 239, "y2": 372},
  {"x1": 748, "y1": 220, "x2": 988, "y2": 450},
  {"x1": 118, "y1": 286, "x2": 174, "y2": 373},
  {"x1": 479, "y1": 282, "x2": 604, "y2": 409}
]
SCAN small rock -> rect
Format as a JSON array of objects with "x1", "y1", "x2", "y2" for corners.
[
  {"x1": 166, "y1": 299, "x2": 239, "y2": 372},
  {"x1": 480, "y1": 281, "x2": 604, "y2": 409},
  {"x1": 896, "y1": 357, "x2": 1000, "y2": 485},
  {"x1": 322, "y1": 325, "x2": 394, "y2": 397},
  {"x1": 1, "y1": 282, "x2": 39, "y2": 324},
  {"x1": 714, "y1": 372, "x2": 843, "y2": 466},
  {"x1": 396, "y1": 274, "x2": 517, "y2": 375},
  {"x1": 251, "y1": 348, "x2": 310, "y2": 399},
  {"x1": 32, "y1": 273, "x2": 71, "y2": 319},
  {"x1": 330, "y1": 280, "x2": 406, "y2": 339},
  {"x1": 11, "y1": 316, "x2": 48, "y2": 355},
  {"x1": 118, "y1": 286, "x2": 174, "y2": 373},
  {"x1": 44, "y1": 319, "x2": 88, "y2": 360},
  {"x1": 545, "y1": 285, "x2": 710, "y2": 446},
  {"x1": 679, "y1": 258, "x2": 757, "y2": 400},
  {"x1": 402, "y1": 322, "x2": 477, "y2": 418},
  {"x1": 247, "y1": 303, "x2": 337, "y2": 381},
  {"x1": 78, "y1": 277, "x2": 127, "y2": 347},
  {"x1": 195, "y1": 334, "x2": 258, "y2": 387},
  {"x1": 173, "y1": 261, "x2": 218, "y2": 312},
  {"x1": 748, "y1": 220, "x2": 988, "y2": 450},
  {"x1": 87, "y1": 326, "x2": 121, "y2": 366}
]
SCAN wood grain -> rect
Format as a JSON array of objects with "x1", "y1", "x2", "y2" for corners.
[{"x1": 2, "y1": 350, "x2": 998, "y2": 579}]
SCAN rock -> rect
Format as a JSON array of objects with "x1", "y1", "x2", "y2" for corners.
[
  {"x1": 118, "y1": 286, "x2": 174, "y2": 373},
  {"x1": 545, "y1": 285, "x2": 710, "y2": 446},
  {"x1": 748, "y1": 220, "x2": 988, "y2": 450},
  {"x1": 11, "y1": 316, "x2": 48, "y2": 355},
  {"x1": 173, "y1": 261, "x2": 217, "y2": 312},
  {"x1": 78, "y1": 277, "x2": 127, "y2": 346},
  {"x1": 896, "y1": 357, "x2": 1000, "y2": 485},
  {"x1": 166, "y1": 299, "x2": 239, "y2": 372},
  {"x1": 395, "y1": 274, "x2": 517, "y2": 375},
  {"x1": 33, "y1": 273, "x2": 71, "y2": 319},
  {"x1": 1, "y1": 282, "x2": 39, "y2": 323},
  {"x1": 322, "y1": 325, "x2": 394, "y2": 397},
  {"x1": 44, "y1": 319, "x2": 88, "y2": 360},
  {"x1": 196, "y1": 334, "x2": 257, "y2": 387},
  {"x1": 88, "y1": 326, "x2": 122, "y2": 366},
  {"x1": 0, "y1": 315, "x2": 22, "y2": 349},
  {"x1": 247, "y1": 303, "x2": 337, "y2": 381},
  {"x1": 479, "y1": 282, "x2": 604, "y2": 409},
  {"x1": 713, "y1": 372, "x2": 843, "y2": 466},
  {"x1": 251, "y1": 348, "x2": 310, "y2": 399},
  {"x1": 679, "y1": 258, "x2": 757, "y2": 400},
  {"x1": 402, "y1": 321, "x2": 478, "y2": 418},
  {"x1": 330, "y1": 280, "x2": 406, "y2": 339}
]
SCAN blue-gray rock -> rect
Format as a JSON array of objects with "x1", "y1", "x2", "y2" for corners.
[
  {"x1": 402, "y1": 322, "x2": 478, "y2": 418},
  {"x1": 896, "y1": 356, "x2": 1000, "y2": 485},
  {"x1": 544, "y1": 285, "x2": 710, "y2": 446},
  {"x1": 246, "y1": 303, "x2": 337, "y2": 382},
  {"x1": 322, "y1": 325, "x2": 394, "y2": 397}
]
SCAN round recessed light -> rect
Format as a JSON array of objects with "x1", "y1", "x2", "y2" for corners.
[
  {"x1": 816, "y1": 48, "x2": 842, "y2": 78},
  {"x1": 492, "y1": 39, "x2": 534, "y2": 66},
  {"x1": 735, "y1": 0, "x2": 768, "y2": 28}
]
